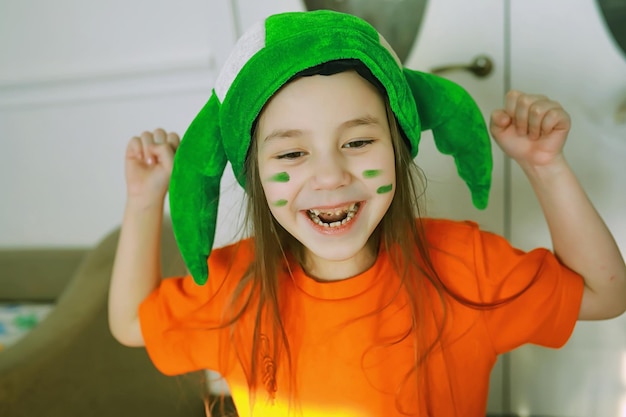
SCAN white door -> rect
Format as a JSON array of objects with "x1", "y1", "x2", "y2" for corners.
[{"x1": 508, "y1": 1, "x2": 626, "y2": 416}]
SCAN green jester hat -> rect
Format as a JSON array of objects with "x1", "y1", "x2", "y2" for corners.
[{"x1": 169, "y1": 10, "x2": 493, "y2": 285}]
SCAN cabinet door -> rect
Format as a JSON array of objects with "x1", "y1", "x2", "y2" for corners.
[{"x1": 509, "y1": 1, "x2": 626, "y2": 416}]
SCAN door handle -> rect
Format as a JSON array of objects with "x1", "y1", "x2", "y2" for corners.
[{"x1": 431, "y1": 55, "x2": 494, "y2": 78}]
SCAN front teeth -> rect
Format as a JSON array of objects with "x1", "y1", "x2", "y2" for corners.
[{"x1": 307, "y1": 203, "x2": 359, "y2": 228}]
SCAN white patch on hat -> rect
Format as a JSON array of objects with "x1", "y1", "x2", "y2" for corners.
[
  {"x1": 215, "y1": 20, "x2": 267, "y2": 102},
  {"x1": 378, "y1": 33, "x2": 402, "y2": 68}
]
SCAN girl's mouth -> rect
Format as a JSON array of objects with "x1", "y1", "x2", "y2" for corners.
[{"x1": 306, "y1": 202, "x2": 360, "y2": 228}]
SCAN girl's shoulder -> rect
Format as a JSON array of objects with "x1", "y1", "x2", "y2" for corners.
[
  {"x1": 421, "y1": 217, "x2": 487, "y2": 245},
  {"x1": 420, "y1": 217, "x2": 514, "y2": 264}
]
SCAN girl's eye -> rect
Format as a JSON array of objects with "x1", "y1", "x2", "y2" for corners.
[
  {"x1": 276, "y1": 151, "x2": 306, "y2": 160},
  {"x1": 344, "y1": 139, "x2": 374, "y2": 149}
]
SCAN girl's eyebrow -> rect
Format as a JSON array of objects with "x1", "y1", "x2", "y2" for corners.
[
  {"x1": 263, "y1": 115, "x2": 381, "y2": 143},
  {"x1": 264, "y1": 129, "x2": 304, "y2": 143},
  {"x1": 340, "y1": 114, "x2": 381, "y2": 130}
]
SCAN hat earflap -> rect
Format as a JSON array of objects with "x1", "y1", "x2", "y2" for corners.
[
  {"x1": 169, "y1": 92, "x2": 227, "y2": 285},
  {"x1": 403, "y1": 69, "x2": 493, "y2": 210}
]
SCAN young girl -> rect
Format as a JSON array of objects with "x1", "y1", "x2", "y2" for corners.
[{"x1": 108, "y1": 10, "x2": 626, "y2": 417}]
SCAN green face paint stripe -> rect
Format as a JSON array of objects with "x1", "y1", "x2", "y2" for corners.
[
  {"x1": 268, "y1": 172, "x2": 290, "y2": 182},
  {"x1": 363, "y1": 169, "x2": 382, "y2": 179},
  {"x1": 273, "y1": 199, "x2": 288, "y2": 207},
  {"x1": 377, "y1": 184, "x2": 393, "y2": 194}
]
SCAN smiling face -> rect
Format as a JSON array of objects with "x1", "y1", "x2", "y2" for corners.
[{"x1": 256, "y1": 70, "x2": 396, "y2": 280}]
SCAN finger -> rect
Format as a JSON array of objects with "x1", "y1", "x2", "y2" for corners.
[
  {"x1": 166, "y1": 132, "x2": 180, "y2": 151},
  {"x1": 540, "y1": 107, "x2": 571, "y2": 136},
  {"x1": 513, "y1": 94, "x2": 535, "y2": 136},
  {"x1": 153, "y1": 128, "x2": 167, "y2": 144},
  {"x1": 489, "y1": 109, "x2": 512, "y2": 132},
  {"x1": 140, "y1": 131, "x2": 156, "y2": 164},
  {"x1": 126, "y1": 136, "x2": 143, "y2": 160},
  {"x1": 527, "y1": 100, "x2": 559, "y2": 140},
  {"x1": 505, "y1": 90, "x2": 527, "y2": 135},
  {"x1": 514, "y1": 93, "x2": 548, "y2": 136},
  {"x1": 504, "y1": 90, "x2": 523, "y2": 117}
]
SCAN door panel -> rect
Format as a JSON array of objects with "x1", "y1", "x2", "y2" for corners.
[{"x1": 509, "y1": 1, "x2": 626, "y2": 415}]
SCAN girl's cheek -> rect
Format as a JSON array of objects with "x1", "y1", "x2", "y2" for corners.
[
  {"x1": 360, "y1": 167, "x2": 395, "y2": 195},
  {"x1": 267, "y1": 171, "x2": 290, "y2": 183},
  {"x1": 362, "y1": 169, "x2": 383, "y2": 179},
  {"x1": 263, "y1": 171, "x2": 293, "y2": 207}
]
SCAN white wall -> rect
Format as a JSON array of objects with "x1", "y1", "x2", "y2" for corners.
[{"x1": 0, "y1": 0, "x2": 238, "y2": 248}]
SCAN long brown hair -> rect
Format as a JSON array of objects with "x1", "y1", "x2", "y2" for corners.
[{"x1": 220, "y1": 69, "x2": 450, "y2": 412}]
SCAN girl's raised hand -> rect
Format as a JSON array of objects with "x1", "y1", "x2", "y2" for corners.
[
  {"x1": 489, "y1": 90, "x2": 571, "y2": 168},
  {"x1": 125, "y1": 128, "x2": 180, "y2": 204}
]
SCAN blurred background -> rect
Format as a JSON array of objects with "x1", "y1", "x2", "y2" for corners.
[{"x1": 1, "y1": 0, "x2": 625, "y2": 415}]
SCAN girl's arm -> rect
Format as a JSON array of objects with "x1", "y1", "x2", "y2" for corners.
[
  {"x1": 108, "y1": 129, "x2": 180, "y2": 346},
  {"x1": 490, "y1": 91, "x2": 626, "y2": 320}
]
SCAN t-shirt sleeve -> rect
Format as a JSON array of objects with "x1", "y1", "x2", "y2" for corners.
[
  {"x1": 138, "y1": 241, "x2": 251, "y2": 376},
  {"x1": 427, "y1": 219, "x2": 585, "y2": 354}
]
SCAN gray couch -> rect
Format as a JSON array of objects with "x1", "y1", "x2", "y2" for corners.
[{"x1": 0, "y1": 220, "x2": 208, "y2": 416}]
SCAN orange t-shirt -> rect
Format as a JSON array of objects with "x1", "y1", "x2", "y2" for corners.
[{"x1": 139, "y1": 218, "x2": 584, "y2": 416}]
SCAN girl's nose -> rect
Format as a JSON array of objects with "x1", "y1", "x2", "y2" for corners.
[{"x1": 309, "y1": 151, "x2": 350, "y2": 190}]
